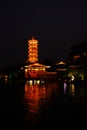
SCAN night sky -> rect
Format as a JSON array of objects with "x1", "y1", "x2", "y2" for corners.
[{"x1": 0, "y1": 0, "x2": 87, "y2": 68}]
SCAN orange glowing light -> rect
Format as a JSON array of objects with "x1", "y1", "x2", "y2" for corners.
[{"x1": 28, "y1": 36, "x2": 38, "y2": 63}]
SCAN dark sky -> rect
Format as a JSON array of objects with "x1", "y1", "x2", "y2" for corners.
[{"x1": 0, "y1": 0, "x2": 87, "y2": 68}]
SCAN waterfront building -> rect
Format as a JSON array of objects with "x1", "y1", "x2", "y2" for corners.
[{"x1": 25, "y1": 37, "x2": 50, "y2": 78}]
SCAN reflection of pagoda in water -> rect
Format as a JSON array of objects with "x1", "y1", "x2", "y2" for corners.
[
  {"x1": 24, "y1": 79, "x2": 58, "y2": 114},
  {"x1": 25, "y1": 36, "x2": 50, "y2": 78}
]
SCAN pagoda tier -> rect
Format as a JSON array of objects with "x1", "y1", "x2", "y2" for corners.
[{"x1": 28, "y1": 36, "x2": 38, "y2": 63}]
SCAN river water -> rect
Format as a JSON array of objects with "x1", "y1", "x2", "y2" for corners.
[{"x1": 0, "y1": 78, "x2": 87, "y2": 130}]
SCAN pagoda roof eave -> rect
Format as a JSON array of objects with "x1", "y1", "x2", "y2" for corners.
[{"x1": 25, "y1": 63, "x2": 51, "y2": 68}]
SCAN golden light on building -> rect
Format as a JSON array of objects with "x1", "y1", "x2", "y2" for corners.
[
  {"x1": 28, "y1": 36, "x2": 38, "y2": 63},
  {"x1": 25, "y1": 36, "x2": 51, "y2": 79},
  {"x1": 24, "y1": 63, "x2": 48, "y2": 78}
]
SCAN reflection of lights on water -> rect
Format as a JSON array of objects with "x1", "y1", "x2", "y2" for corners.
[
  {"x1": 37, "y1": 80, "x2": 40, "y2": 84},
  {"x1": 26, "y1": 80, "x2": 45, "y2": 85},
  {"x1": 34, "y1": 80, "x2": 37, "y2": 85},
  {"x1": 5, "y1": 75, "x2": 8, "y2": 83},
  {"x1": 64, "y1": 82, "x2": 75, "y2": 96},
  {"x1": 64, "y1": 82, "x2": 67, "y2": 94},
  {"x1": 24, "y1": 80, "x2": 58, "y2": 115},
  {"x1": 30, "y1": 80, "x2": 33, "y2": 85},
  {"x1": 70, "y1": 84, "x2": 75, "y2": 95},
  {"x1": 24, "y1": 81, "x2": 46, "y2": 114},
  {"x1": 5, "y1": 78, "x2": 8, "y2": 83},
  {"x1": 41, "y1": 80, "x2": 45, "y2": 84}
]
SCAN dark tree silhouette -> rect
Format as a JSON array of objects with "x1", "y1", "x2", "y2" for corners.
[
  {"x1": 67, "y1": 41, "x2": 87, "y2": 65},
  {"x1": 70, "y1": 41, "x2": 87, "y2": 56}
]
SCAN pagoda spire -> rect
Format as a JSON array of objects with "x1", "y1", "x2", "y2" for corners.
[{"x1": 32, "y1": 36, "x2": 34, "y2": 40}]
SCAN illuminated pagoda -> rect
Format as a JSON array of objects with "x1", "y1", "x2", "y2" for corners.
[
  {"x1": 25, "y1": 36, "x2": 50, "y2": 78},
  {"x1": 28, "y1": 36, "x2": 38, "y2": 63}
]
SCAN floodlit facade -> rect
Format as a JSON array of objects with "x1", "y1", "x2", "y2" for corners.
[{"x1": 25, "y1": 63, "x2": 49, "y2": 78}]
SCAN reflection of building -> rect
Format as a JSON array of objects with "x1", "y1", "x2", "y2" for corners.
[
  {"x1": 24, "y1": 80, "x2": 46, "y2": 114},
  {"x1": 24, "y1": 79, "x2": 58, "y2": 114}
]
